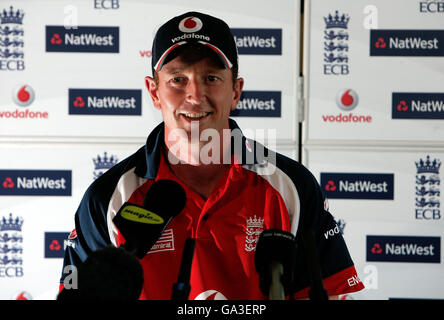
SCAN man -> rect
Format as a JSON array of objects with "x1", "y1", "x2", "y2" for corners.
[{"x1": 60, "y1": 11, "x2": 364, "y2": 300}]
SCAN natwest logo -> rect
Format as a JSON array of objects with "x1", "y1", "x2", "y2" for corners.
[
  {"x1": 231, "y1": 91, "x2": 281, "y2": 117},
  {"x1": 45, "y1": 232, "x2": 71, "y2": 258},
  {"x1": 0, "y1": 170, "x2": 71, "y2": 196},
  {"x1": 392, "y1": 93, "x2": 444, "y2": 119},
  {"x1": 367, "y1": 235, "x2": 441, "y2": 263},
  {"x1": 2, "y1": 177, "x2": 14, "y2": 188},
  {"x1": 320, "y1": 172, "x2": 394, "y2": 199},
  {"x1": 46, "y1": 26, "x2": 119, "y2": 53},
  {"x1": 69, "y1": 89, "x2": 141, "y2": 115},
  {"x1": 370, "y1": 30, "x2": 444, "y2": 56},
  {"x1": 231, "y1": 28, "x2": 282, "y2": 55}
]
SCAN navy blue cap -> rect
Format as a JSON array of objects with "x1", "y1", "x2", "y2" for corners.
[{"x1": 151, "y1": 11, "x2": 238, "y2": 74}]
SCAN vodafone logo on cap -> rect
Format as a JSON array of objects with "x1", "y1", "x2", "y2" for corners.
[
  {"x1": 12, "y1": 85, "x2": 35, "y2": 107},
  {"x1": 179, "y1": 17, "x2": 203, "y2": 33}
]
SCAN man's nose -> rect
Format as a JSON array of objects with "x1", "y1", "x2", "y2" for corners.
[{"x1": 185, "y1": 78, "x2": 205, "y2": 104}]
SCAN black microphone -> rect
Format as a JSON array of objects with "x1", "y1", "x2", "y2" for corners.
[
  {"x1": 302, "y1": 228, "x2": 329, "y2": 301},
  {"x1": 58, "y1": 180, "x2": 187, "y2": 300},
  {"x1": 57, "y1": 245, "x2": 144, "y2": 300},
  {"x1": 255, "y1": 229, "x2": 297, "y2": 300},
  {"x1": 112, "y1": 179, "x2": 187, "y2": 259},
  {"x1": 171, "y1": 237, "x2": 196, "y2": 300}
]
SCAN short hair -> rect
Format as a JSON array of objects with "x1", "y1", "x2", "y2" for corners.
[{"x1": 153, "y1": 44, "x2": 239, "y2": 88}]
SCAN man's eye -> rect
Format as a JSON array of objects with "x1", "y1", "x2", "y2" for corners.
[
  {"x1": 207, "y1": 75, "x2": 219, "y2": 82},
  {"x1": 171, "y1": 77, "x2": 183, "y2": 83}
]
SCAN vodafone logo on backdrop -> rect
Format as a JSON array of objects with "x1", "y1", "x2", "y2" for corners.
[
  {"x1": 336, "y1": 89, "x2": 358, "y2": 111},
  {"x1": 322, "y1": 88, "x2": 372, "y2": 123},
  {"x1": 0, "y1": 85, "x2": 48, "y2": 120},
  {"x1": 12, "y1": 85, "x2": 35, "y2": 107}
]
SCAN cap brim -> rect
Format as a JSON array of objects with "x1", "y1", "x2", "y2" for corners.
[{"x1": 153, "y1": 41, "x2": 234, "y2": 73}]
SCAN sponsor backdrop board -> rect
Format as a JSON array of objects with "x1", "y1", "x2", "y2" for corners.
[
  {"x1": 0, "y1": 0, "x2": 300, "y2": 299},
  {"x1": 0, "y1": 143, "x2": 140, "y2": 299},
  {"x1": 306, "y1": 147, "x2": 444, "y2": 300},
  {"x1": 304, "y1": 0, "x2": 444, "y2": 143},
  {"x1": 0, "y1": 0, "x2": 300, "y2": 143}
]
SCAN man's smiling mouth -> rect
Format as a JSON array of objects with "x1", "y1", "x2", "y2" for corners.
[{"x1": 180, "y1": 111, "x2": 211, "y2": 120}]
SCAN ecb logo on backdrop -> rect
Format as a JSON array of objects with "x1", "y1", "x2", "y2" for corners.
[
  {"x1": 415, "y1": 155, "x2": 441, "y2": 220},
  {"x1": 419, "y1": 0, "x2": 444, "y2": 13},
  {"x1": 323, "y1": 10, "x2": 350, "y2": 75},
  {"x1": 0, "y1": 213, "x2": 24, "y2": 278},
  {"x1": 93, "y1": 151, "x2": 118, "y2": 180},
  {"x1": 419, "y1": 0, "x2": 444, "y2": 12},
  {"x1": 0, "y1": 6, "x2": 25, "y2": 71},
  {"x1": 94, "y1": 0, "x2": 120, "y2": 9}
]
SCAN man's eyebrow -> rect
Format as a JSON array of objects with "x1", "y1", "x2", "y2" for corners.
[
  {"x1": 162, "y1": 67, "x2": 183, "y2": 74},
  {"x1": 161, "y1": 62, "x2": 226, "y2": 75},
  {"x1": 206, "y1": 67, "x2": 225, "y2": 73}
]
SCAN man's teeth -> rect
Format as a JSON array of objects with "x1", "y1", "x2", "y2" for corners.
[{"x1": 183, "y1": 112, "x2": 209, "y2": 118}]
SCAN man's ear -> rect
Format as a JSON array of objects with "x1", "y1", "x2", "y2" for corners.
[
  {"x1": 231, "y1": 77, "x2": 244, "y2": 111},
  {"x1": 145, "y1": 76, "x2": 161, "y2": 110}
]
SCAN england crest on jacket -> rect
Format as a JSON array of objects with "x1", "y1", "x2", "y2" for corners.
[{"x1": 244, "y1": 215, "x2": 264, "y2": 252}]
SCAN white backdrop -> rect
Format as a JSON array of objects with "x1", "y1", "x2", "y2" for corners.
[
  {"x1": 0, "y1": 0, "x2": 300, "y2": 299},
  {"x1": 3, "y1": 0, "x2": 442, "y2": 301},
  {"x1": 303, "y1": 0, "x2": 444, "y2": 300}
]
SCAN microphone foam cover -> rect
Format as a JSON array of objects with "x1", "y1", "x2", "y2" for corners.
[
  {"x1": 254, "y1": 229, "x2": 297, "y2": 295},
  {"x1": 143, "y1": 179, "x2": 187, "y2": 219}
]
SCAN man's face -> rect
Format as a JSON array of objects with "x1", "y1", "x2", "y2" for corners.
[{"x1": 145, "y1": 53, "x2": 244, "y2": 139}]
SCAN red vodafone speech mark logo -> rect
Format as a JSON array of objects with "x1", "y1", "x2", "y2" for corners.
[
  {"x1": 178, "y1": 16, "x2": 203, "y2": 33},
  {"x1": 336, "y1": 89, "x2": 359, "y2": 111},
  {"x1": 184, "y1": 18, "x2": 197, "y2": 29},
  {"x1": 12, "y1": 85, "x2": 35, "y2": 107}
]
